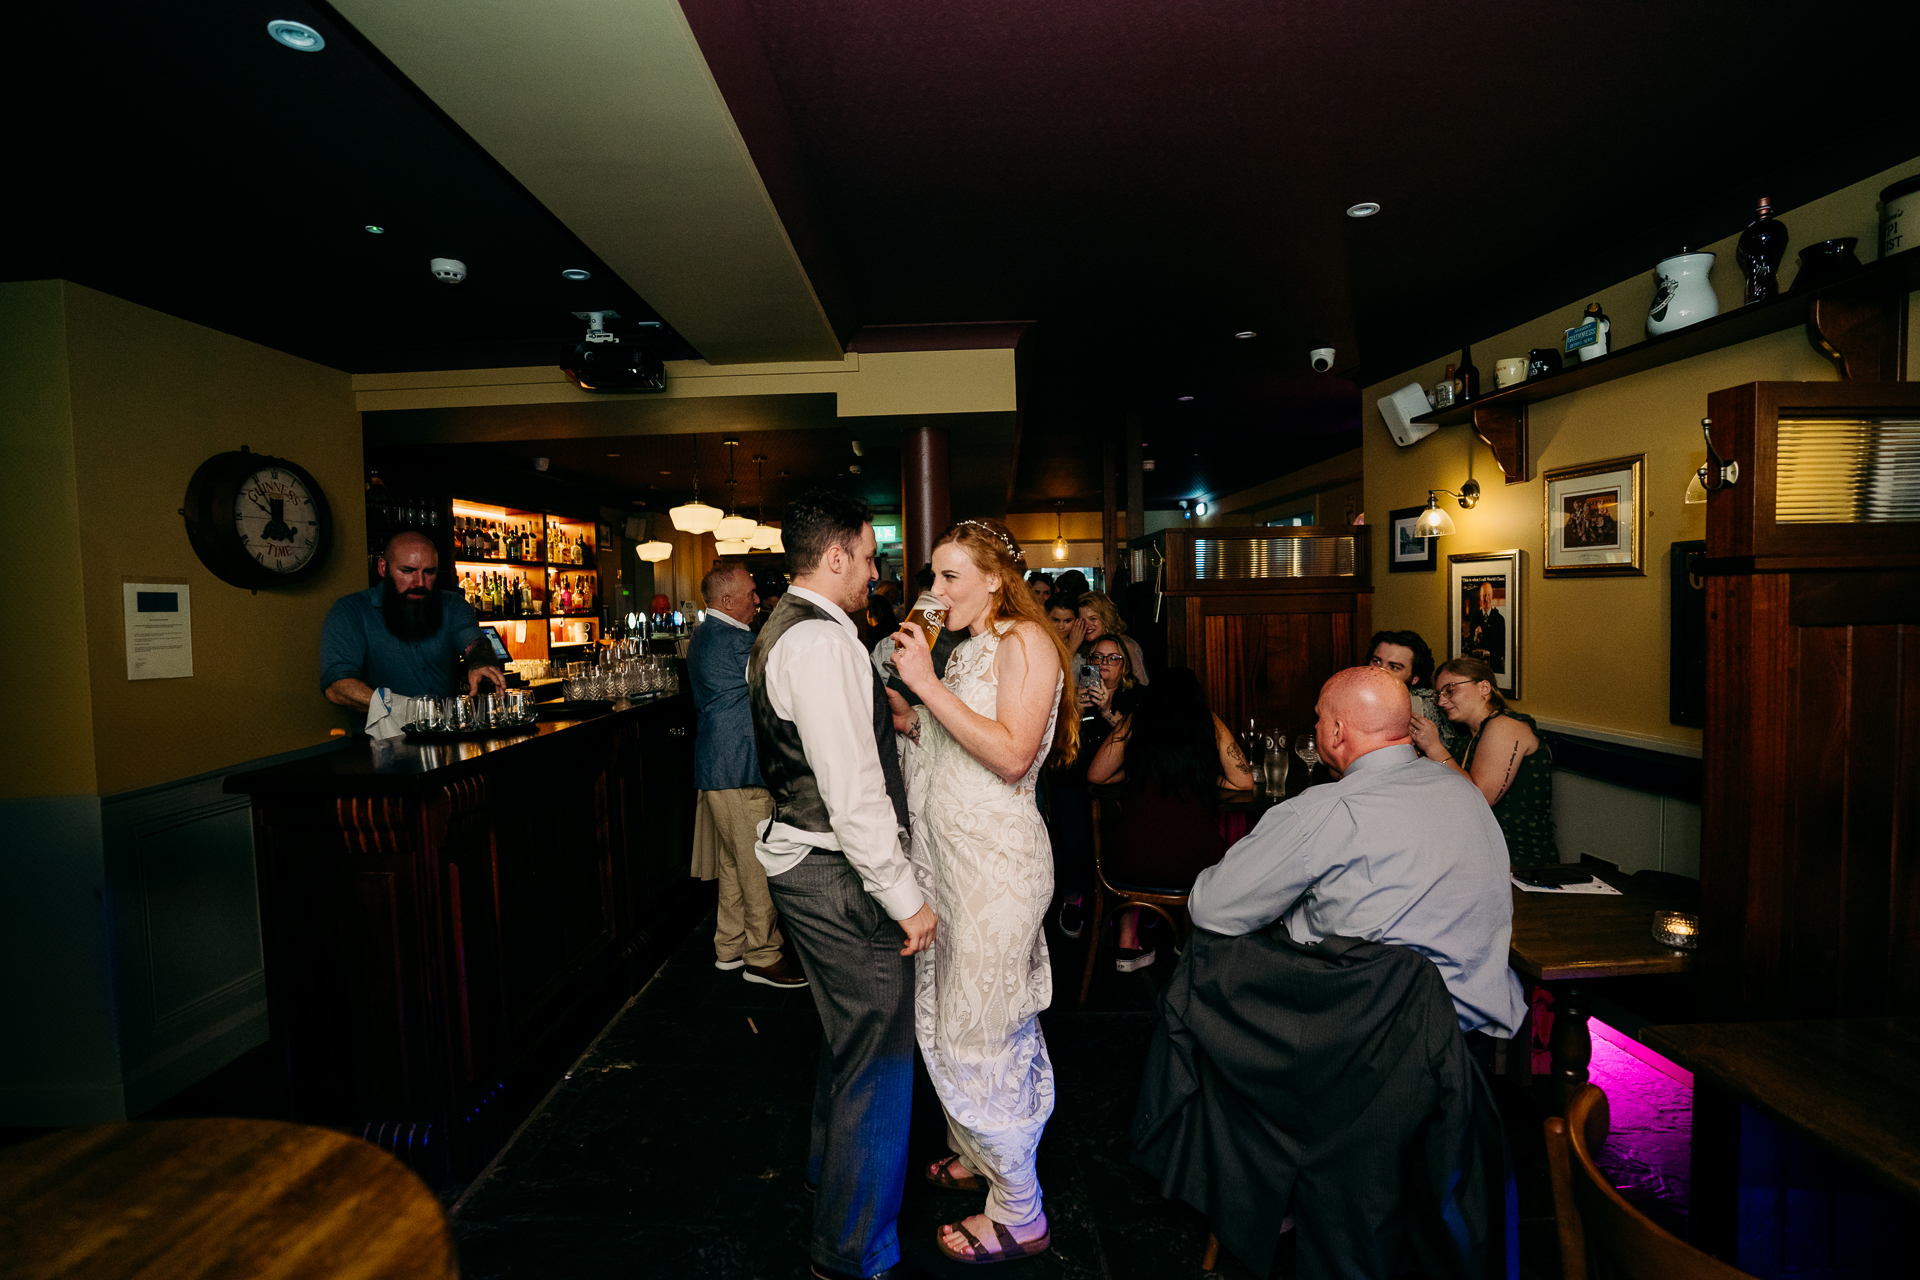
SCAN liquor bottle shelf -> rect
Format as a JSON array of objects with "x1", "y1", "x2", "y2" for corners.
[{"x1": 456, "y1": 557, "x2": 548, "y2": 569}]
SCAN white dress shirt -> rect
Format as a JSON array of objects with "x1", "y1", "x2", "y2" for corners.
[
  {"x1": 753, "y1": 585, "x2": 923, "y2": 921},
  {"x1": 1188, "y1": 743, "x2": 1527, "y2": 1037}
]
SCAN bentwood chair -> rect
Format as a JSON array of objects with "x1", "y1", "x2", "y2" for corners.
[
  {"x1": 1076, "y1": 794, "x2": 1193, "y2": 1010},
  {"x1": 1545, "y1": 1084, "x2": 1755, "y2": 1280}
]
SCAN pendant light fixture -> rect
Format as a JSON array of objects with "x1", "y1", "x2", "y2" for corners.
[
  {"x1": 1051, "y1": 501, "x2": 1069, "y2": 561},
  {"x1": 746, "y1": 453, "x2": 782, "y2": 549},
  {"x1": 667, "y1": 443, "x2": 721, "y2": 533},
  {"x1": 713, "y1": 438, "x2": 760, "y2": 541},
  {"x1": 713, "y1": 539, "x2": 751, "y2": 555},
  {"x1": 636, "y1": 540, "x2": 673, "y2": 562}
]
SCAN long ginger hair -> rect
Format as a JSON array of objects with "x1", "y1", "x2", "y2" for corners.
[{"x1": 931, "y1": 519, "x2": 1081, "y2": 768}]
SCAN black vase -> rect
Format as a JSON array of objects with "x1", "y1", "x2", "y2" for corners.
[
  {"x1": 1526, "y1": 348, "x2": 1562, "y2": 380},
  {"x1": 1737, "y1": 207, "x2": 1790, "y2": 303},
  {"x1": 1790, "y1": 238, "x2": 1862, "y2": 293}
]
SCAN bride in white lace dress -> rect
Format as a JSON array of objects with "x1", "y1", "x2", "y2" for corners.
[{"x1": 887, "y1": 519, "x2": 1081, "y2": 1266}]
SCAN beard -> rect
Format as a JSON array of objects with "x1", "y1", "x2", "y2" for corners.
[{"x1": 381, "y1": 579, "x2": 445, "y2": 641}]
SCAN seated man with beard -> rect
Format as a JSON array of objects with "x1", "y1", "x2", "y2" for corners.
[{"x1": 321, "y1": 531, "x2": 505, "y2": 728}]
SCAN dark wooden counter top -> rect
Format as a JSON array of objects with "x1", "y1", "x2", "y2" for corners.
[
  {"x1": 229, "y1": 689, "x2": 698, "y2": 1185},
  {"x1": 225, "y1": 694, "x2": 685, "y2": 795},
  {"x1": 1509, "y1": 866, "x2": 1696, "y2": 983}
]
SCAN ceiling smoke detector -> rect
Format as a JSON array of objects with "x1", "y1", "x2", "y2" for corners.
[
  {"x1": 561, "y1": 268, "x2": 590, "y2": 281},
  {"x1": 1346, "y1": 202, "x2": 1382, "y2": 218}
]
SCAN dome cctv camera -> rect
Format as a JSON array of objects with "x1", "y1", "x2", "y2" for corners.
[
  {"x1": 1310, "y1": 347, "x2": 1336, "y2": 373},
  {"x1": 430, "y1": 257, "x2": 467, "y2": 284}
]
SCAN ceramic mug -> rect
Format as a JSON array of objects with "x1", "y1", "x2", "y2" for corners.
[{"x1": 1494, "y1": 357, "x2": 1528, "y2": 388}]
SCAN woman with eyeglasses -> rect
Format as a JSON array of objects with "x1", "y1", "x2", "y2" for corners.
[
  {"x1": 1408, "y1": 655, "x2": 1559, "y2": 868},
  {"x1": 1046, "y1": 637, "x2": 1141, "y2": 941},
  {"x1": 1076, "y1": 591, "x2": 1149, "y2": 685}
]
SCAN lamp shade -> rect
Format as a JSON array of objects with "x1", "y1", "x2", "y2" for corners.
[
  {"x1": 1052, "y1": 536, "x2": 1069, "y2": 561},
  {"x1": 1412, "y1": 501, "x2": 1456, "y2": 538},
  {"x1": 759, "y1": 528, "x2": 784, "y2": 553},
  {"x1": 636, "y1": 540, "x2": 673, "y2": 562},
  {"x1": 714, "y1": 512, "x2": 759, "y2": 541},
  {"x1": 747, "y1": 523, "x2": 781, "y2": 550},
  {"x1": 668, "y1": 500, "x2": 722, "y2": 533},
  {"x1": 713, "y1": 538, "x2": 751, "y2": 555},
  {"x1": 1684, "y1": 459, "x2": 1709, "y2": 505}
]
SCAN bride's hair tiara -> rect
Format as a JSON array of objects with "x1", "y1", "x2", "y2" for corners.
[{"x1": 954, "y1": 519, "x2": 1022, "y2": 562}]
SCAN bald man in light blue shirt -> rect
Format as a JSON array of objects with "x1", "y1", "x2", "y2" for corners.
[{"x1": 1189, "y1": 667, "x2": 1527, "y2": 1038}]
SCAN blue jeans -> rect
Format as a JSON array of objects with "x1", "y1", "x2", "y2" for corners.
[{"x1": 769, "y1": 852, "x2": 916, "y2": 1277}]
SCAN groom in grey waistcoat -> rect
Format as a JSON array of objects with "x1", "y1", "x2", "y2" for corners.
[{"x1": 748, "y1": 489, "x2": 939, "y2": 1280}]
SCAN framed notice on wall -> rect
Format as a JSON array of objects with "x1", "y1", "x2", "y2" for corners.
[
  {"x1": 124, "y1": 581, "x2": 193, "y2": 680},
  {"x1": 1447, "y1": 549, "x2": 1521, "y2": 698},
  {"x1": 1543, "y1": 454, "x2": 1644, "y2": 576}
]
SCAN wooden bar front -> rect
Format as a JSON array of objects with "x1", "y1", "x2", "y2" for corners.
[
  {"x1": 1156, "y1": 525, "x2": 1373, "y2": 735},
  {"x1": 225, "y1": 695, "x2": 697, "y2": 1185}
]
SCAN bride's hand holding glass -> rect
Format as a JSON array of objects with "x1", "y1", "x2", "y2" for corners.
[{"x1": 891, "y1": 620, "x2": 935, "y2": 692}]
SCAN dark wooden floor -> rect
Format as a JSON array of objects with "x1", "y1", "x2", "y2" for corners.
[{"x1": 445, "y1": 906, "x2": 1574, "y2": 1279}]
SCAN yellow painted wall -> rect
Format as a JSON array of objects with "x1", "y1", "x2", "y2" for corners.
[
  {"x1": 1363, "y1": 157, "x2": 1920, "y2": 751},
  {"x1": 12, "y1": 283, "x2": 366, "y2": 797},
  {"x1": 0, "y1": 283, "x2": 97, "y2": 797}
]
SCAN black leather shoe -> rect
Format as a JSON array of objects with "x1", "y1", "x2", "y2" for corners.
[{"x1": 810, "y1": 1262, "x2": 934, "y2": 1280}]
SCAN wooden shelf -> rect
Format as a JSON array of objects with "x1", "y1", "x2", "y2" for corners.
[
  {"x1": 1410, "y1": 245, "x2": 1920, "y2": 483},
  {"x1": 457, "y1": 558, "x2": 546, "y2": 570}
]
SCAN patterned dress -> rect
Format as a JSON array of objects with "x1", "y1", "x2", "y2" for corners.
[
  {"x1": 1452, "y1": 708, "x2": 1559, "y2": 868},
  {"x1": 902, "y1": 621, "x2": 1061, "y2": 1228}
]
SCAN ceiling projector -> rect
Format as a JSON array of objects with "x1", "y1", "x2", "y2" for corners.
[{"x1": 561, "y1": 312, "x2": 667, "y2": 393}]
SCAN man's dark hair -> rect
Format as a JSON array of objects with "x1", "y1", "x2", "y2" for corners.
[
  {"x1": 783, "y1": 489, "x2": 872, "y2": 577},
  {"x1": 1369, "y1": 629, "x2": 1435, "y2": 687},
  {"x1": 1027, "y1": 571, "x2": 1055, "y2": 588}
]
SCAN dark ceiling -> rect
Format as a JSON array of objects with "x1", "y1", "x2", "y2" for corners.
[{"x1": 12, "y1": 0, "x2": 1918, "y2": 514}]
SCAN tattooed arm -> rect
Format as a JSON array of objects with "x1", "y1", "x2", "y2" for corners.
[{"x1": 1213, "y1": 714, "x2": 1257, "y2": 792}]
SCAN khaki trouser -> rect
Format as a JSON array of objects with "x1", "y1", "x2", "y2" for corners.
[{"x1": 696, "y1": 787, "x2": 783, "y2": 967}]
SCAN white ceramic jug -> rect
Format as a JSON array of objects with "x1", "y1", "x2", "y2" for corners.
[{"x1": 1647, "y1": 251, "x2": 1719, "y2": 336}]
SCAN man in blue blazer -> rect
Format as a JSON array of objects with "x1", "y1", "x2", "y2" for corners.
[{"x1": 689, "y1": 562, "x2": 806, "y2": 988}]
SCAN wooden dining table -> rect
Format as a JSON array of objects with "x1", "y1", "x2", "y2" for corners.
[
  {"x1": 1638, "y1": 1016, "x2": 1920, "y2": 1261},
  {"x1": 1505, "y1": 865, "x2": 1695, "y2": 1108},
  {"x1": 0, "y1": 1118, "x2": 457, "y2": 1279}
]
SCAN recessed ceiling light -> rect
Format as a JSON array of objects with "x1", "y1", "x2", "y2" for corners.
[
  {"x1": 364, "y1": 225, "x2": 385, "y2": 234},
  {"x1": 561, "y1": 268, "x2": 591, "y2": 281},
  {"x1": 1177, "y1": 395, "x2": 1195, "y2": 402},
  {"x1": 659, "y1": 470, "x2": 672, "y2": 475},
  {"x1": 266, "y1": 20, "x2": 325, "y2": 51},
  {"x1": 1346, "y1": 202, "x2": 1382, "y2": 218},
  {"x1": 607, "y1": 453, "x2": 620, "y2": 457},
  {"x1": 1235, "y1": 331, "x2": 1257, "y2": 340}
]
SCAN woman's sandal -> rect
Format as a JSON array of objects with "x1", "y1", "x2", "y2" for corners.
[
  {"x1": 923, "y1": 1154, "x2": 987, "y2": 1191},
  {"x1": 935, "y1": 1217, "x2": 1052, "y2": 1265}
]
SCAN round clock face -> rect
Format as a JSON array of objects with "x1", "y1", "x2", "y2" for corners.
[
  {"x1": 183, "y1": 450, "x2": 333, "y2": 590},
  {"x1": 233, "y1": 465, "x2": 322, "y2": 574}
]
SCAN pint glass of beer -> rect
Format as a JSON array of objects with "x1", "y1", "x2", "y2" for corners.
[{"x1": 905, "y1": 592, "x2": 947, "y2": 647}]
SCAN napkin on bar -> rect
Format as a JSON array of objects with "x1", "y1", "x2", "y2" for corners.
[{"x1": 363, "y1": 688, "x2": 421, "y2": 741}]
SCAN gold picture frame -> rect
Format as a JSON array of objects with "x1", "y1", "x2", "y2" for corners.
[{"x1": 1542, "y1": 454, "x2": 1644, "y2": 577}]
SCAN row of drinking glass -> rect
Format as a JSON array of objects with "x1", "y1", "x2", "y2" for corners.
[
  {"x1": 408, "y1": 690, "x2": 536, "y2": 733},
  {"x1": 562, "y1": 660, "x2": 677, "y2": 702}
]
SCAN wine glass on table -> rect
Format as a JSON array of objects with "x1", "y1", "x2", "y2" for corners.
[
  {"x1": 1244, "y1": 716, "x2": 1265, "y2": 773},
  {"x1": 1295, "y1": 729, "x2": 1320, "y2": 783}
]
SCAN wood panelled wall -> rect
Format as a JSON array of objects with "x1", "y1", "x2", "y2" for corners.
[
  {"x1": 1700, "y1": 382, "x2": 1920, "y2": 1022},
  {"x1": 1160, "y1": 527, "x2": 1372, "y2": 738}
]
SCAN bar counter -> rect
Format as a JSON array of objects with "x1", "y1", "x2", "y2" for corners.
[{"x1": 226, "y1": 692, "x2": 698, "y2": 1185}]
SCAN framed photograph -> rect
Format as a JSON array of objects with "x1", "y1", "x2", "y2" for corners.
[
  {"x1": 1543, "y1": 454, "x2": 1644, "y2": 576},
  {"x1": 1448, "y1": 548, "x2": 1522, "y2": 698},
  {"x1": 1387, "y1": 505, "x2": 1438, "y2": 573}
]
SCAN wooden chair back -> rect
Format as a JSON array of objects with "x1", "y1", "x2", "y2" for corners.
[
  {"x1": 1544, "y1": 1084, "x2": 1753, "y2": 1280},
  {"x1": 1076, "y1": 794, "x2": 1192, "y2": 1008}
]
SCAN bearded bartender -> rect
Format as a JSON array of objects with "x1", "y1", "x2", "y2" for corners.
[{"x1": 321, "y1": 530, "x2": 506, "y2": 738}]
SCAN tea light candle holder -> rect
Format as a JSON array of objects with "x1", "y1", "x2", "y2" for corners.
[{"x1": 1651, "y1": 910, "x2": 1699, "y2": 951}]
